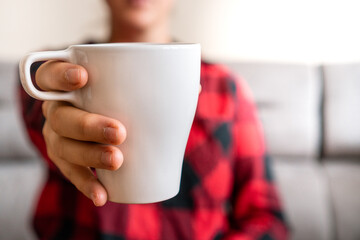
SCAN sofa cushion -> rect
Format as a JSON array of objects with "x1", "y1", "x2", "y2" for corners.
[
  {"x1": 323, "y1": 64, "x2": 360, "y2": 157},
  {"x1": 0, "y1": 159, "x2": 45, "y2": 240},
  {"x1": 324, "y1": 159, "x2": 360, "y2": 240},
  {"x1": 273, "y1": 159, "x2": 334, "y2": 240},
  {"x1": 224, "y1": 62, "x2": 322, "y2": 159}
]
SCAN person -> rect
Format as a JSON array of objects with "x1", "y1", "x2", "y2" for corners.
[{"x1": 19, "y1": 0, "x2": 288, "y2": 239}]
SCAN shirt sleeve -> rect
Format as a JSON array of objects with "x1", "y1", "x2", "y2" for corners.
[
  {"x1": 223, "y1": 74, "x2": 289, "y2": 240},
  {"x1": 18, "y1": 61, "x2": 58, "y2": 171}
]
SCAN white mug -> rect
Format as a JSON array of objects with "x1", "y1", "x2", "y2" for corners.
[{"x1": 19, "y1": 43, "x2": 201, "y2": 203}]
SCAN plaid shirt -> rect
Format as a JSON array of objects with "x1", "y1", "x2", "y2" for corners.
[{"x1": 19, "y1": 61, "x2": 288, "y2": 240}]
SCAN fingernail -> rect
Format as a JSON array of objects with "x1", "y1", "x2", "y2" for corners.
[
  {"x1": 65, "y1": 68, "x2": 81, "y2": 85},
  {"x1": 101, "y1": 151, "x2": 113, "y2": 168},
  {"x1": 103, "y1": 127, "x2": 119, "y2": 144}
]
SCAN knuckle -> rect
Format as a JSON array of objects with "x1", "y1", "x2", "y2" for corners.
[
  {"x1": 42, "y1": 122, "x2": 55, "y2": 160},
  {"x1": 47, "y1": 149, "x2": 57, "y2": 165},
  {"x1": 54, "y1": 137, "x2": 65, "y2": 160},
  {"x1": 45, "y1": 125, "x2": 64, "y2": 160},
  {"x1": 79, "y1": 113, "x2": 92, "y2": 138},
  {"x1": 43, "y1": 121, "x2": 65, "y2": 163},
  {"x1": 47, "y1": 150, "x2": 54, "y2": 162},
  {"x1": 45, "y1": 143, "x2": 60, "y2": 168},
  {"x1": 42, "y1": 102, "x2": 48, "y2": 118},
  {"x1": 50, "y1": 106, "x2": 62, "y2": 134},
  {"x1": 81, "y1": 145, "x2": 91, "y2": 166},
  {"x1": 42, "y1": 121, "x2": 49, "y2": 139}
]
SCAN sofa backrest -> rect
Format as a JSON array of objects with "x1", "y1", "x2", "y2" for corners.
[
  {"x1": 0, "y1": 60, "x2": 37, "y2": 159},
  {"x1": 323, "y1": 63, "x2": 360, "y2": 158},
  {"x1": 5, "y1": 59, "x2": 359, "y2": 161},
  {"x1": 224, "y1": 62, "x2": 322, "y2": 160}
]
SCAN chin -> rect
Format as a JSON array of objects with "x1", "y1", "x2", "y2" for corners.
[
  {"x1": 119, "y1": 9, "x2": 157, "y2": 30},
  {"x1": 121, "y1": 16, "x2": 153, "y2": 31},
  {"x1": 108, "y1": 0, "x2": 173, "y2": 32},
  {"x1": 126, "y1": 0, "x2": 152, "y2": 9}
]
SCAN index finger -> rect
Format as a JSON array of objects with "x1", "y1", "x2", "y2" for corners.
[{"x1": 35, "y1": 60, "x2": 88, "y2": 91}]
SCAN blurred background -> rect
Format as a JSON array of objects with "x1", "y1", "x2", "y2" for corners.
[
  {"x1": 1, "y1": 0, "x2": 360, "y2": 240},
  {"x1": 1, "y1": 0, "x2": 360, "y2": 63}
]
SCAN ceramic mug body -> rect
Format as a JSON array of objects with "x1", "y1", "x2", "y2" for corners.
[{"x1": 20, "y1": 43, "x2": 201, "y2": 203}]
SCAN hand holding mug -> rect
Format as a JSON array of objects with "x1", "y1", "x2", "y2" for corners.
[
  {"x1": 20, "y1": 43, "x2": 201, "y2": 204},
  {"x1": 36, "y1": 60, "x2": 126, "y2": 206}
]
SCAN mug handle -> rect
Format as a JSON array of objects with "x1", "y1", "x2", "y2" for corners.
[{"x1": 19, "y1": 50, "x2": 78, "y2": 104}]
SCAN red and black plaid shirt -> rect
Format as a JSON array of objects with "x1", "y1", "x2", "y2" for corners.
[{"x1": 19, "y1": 61, "x2": 288, "y2": 240}]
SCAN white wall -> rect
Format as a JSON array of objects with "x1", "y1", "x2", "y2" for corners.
[
  {"x1": 0, "y1": 0, "x2": 108, "y2": 60},
  {"x1": 1, "y1": 0, "x2": 360, "y2": 63}
]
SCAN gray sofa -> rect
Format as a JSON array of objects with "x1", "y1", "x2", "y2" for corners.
[
  {"x1": 0, "y1": 61, "x2": 45, "y2": 240},
  {"x1": 1, "y1": 60, "x2": 359, "y2": 240}
]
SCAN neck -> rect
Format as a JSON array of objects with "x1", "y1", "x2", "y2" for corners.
[{"x1": 108, "y1": 19, "x2": 172, "y2": 43}]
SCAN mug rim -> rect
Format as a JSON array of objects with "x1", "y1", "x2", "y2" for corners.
[{"x1": 69, "y1": 42, "x2": 200, "y2": 49}]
